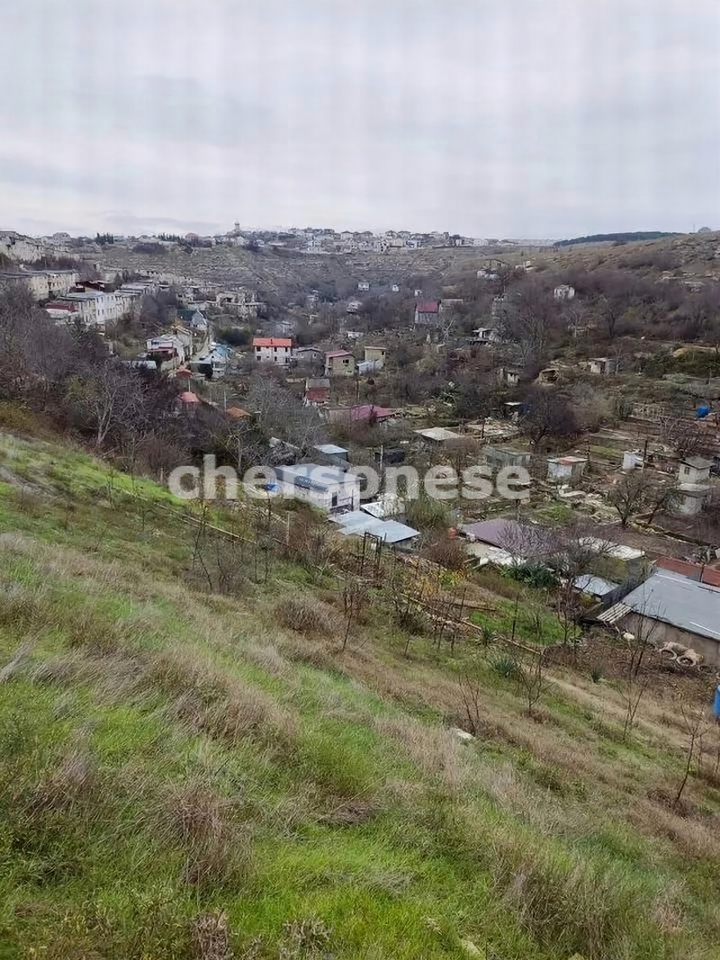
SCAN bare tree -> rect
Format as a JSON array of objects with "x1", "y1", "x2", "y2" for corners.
[
  {"x1": 246, "y1": 373, "x2": 324, "y2": 454},
  {"x1": 618, "y1": 615, "x2": 658, "y2": 739},
  {"x1": 65, "y1": 363, "x2": 145, "y2": 447},
  {"x1": 495, "y1": 278, "x2": 559, "y2": 367},
  {"x1": 519, "y1": 387, "x2": 579, "y2": 448},
  {"x1": 674, "y1": 702, "x2": 711, "y2": 809},
  {"x1": 607, "y1": 471, "x2": 667, "y2": 527},
  {"x1": 658, "y1": 416, "x2": 704, "y2": 460}
]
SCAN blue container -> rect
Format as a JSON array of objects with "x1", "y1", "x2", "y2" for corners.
[
  {"x1": 697, "y1": 404, "x2": 711, "y2": 419},
  {"x1": 714, "y1": 685, "x2": 720, "y2": 720}
]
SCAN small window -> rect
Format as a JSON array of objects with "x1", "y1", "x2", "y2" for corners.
[{"x1": 331, "y1": 494, "x2": 338, "y2": 508}]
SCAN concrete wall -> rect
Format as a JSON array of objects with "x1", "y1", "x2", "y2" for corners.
[{"x1": 622, "y1": 612, "x2": 720, "y2": 667}]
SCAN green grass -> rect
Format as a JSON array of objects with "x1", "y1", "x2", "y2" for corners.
[
  {"x1": 0, "y1": 430, "x2": 719, "y2": 959},
  {"x1": 470, "y1": 598, "x2": 566, "y2": 646}
]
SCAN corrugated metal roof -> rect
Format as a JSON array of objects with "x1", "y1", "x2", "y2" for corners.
[
  {"x1": 596, "y1": 601, "x2": 631, "y2": 625},
  {"x1": 621, "y1": 570, "x2": 720, "y2": 641},
  {"x1": 332, "y1": 511, "x2": 419, "y2": 544},
  {"x1": 573, "y1": 574, "x2": 619, "y2": 597}
]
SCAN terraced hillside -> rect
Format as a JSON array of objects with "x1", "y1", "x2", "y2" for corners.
[{"x1": 1, "y1": 428, "x2": 720, "y2": 960}]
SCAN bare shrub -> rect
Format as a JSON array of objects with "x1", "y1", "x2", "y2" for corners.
[
  {"x1": 280, "y1": 516, "x2": 335, "y2": 579},
  {"x1": 192, "y1": 910, "x2": 233, "y2": 960},
  {"x1": 489, "y1": 830, "x2": 660, "y2": 957},
  {"x1": 279, "y1": 917, "x2": 332, "y2": 960},
  {"x1": 422, "y1": 536, "x2": 467, "y2": 570},
  {"x1": 164, "y1": 781, "x2": 253, "y2": 889},
  {"x1": 202, "y1": 686, "x2": 297, "y2": 752},
  {"x1": 274, "y1": 597, "x2": 337, "y2": 637},
  {"x1": 29, "y1": 752, "x2": 98, "y2": 814}
]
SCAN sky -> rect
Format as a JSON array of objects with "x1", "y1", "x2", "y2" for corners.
[{"x1": 1, "y1": 0, "x2": 718, "y2": 239}]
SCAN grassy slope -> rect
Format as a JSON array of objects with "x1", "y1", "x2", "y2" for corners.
[{"x1": 0, "y1": 430, "x2": 719, "y2": 960}]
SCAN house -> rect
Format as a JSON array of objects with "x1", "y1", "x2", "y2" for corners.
[
  {"x1": 573, "y1": 574, "x2": 622, "y2": 606},
  {"x1": 350, "y1": 404, "x2": 394, "y2": 423},
  {"x1": 325, "y1": 350, "x2": 356, "y2": 377},
  {"x1": 44, "y1": 301, "x2": 80, "y2": 324},
  {"x1": 472, "y1": 327, "x2": 501, "y2": 344},
  {"x1": 588, "y1": 357, "x2": 619, "y2": 376},
  {"x1": 484, "y1": 447, "x2": 532, "y2": 470},
  {"x1": 190, "y1": 345, "x2": 228, "y2": 380},
  {"x1": 673, "y1": 456, "x2": 714, "y2": 516},
  {"x1": 553, "y1": 284, "x2": 576, "y2": 301},
  {"x1": 304, "y1": 378, "x2": 331, "y2": 406},
  {"x1": 314, "y1": 443, "x2": 349, "y2": 463},
  {"x1": 578, "y1": 537, "x2": 647, "y2": 585},
  {"x1": 346, "y1": 299, "x2": 362, "y2": 314},
  {"x1": 293, "y1": 346, "x2": 324, "y2": 368},
  {"x1": 622, "y1": 451, "x2": 644, "y2": 471},
  {"x1": 364, "y1": 346, "x2": 386, "y2": 368},
  {"x1": 547, "y1": 456, "x2": 588, "y2": 483},
  {"x1": 275, "y1": 464, "x2": 360, "y2": 513},
  {"x1": 413, "y1": 300, "x2": 441, "y2": 327},
  {"x1": 678, "y1": 456, "x2": 713, "y2": 486},
  {"x1": 253, "y1": 337, "x2": 293, "y2": 365},
  {"x1": 500, "y1": 366, "x2": 522, "y2": 386},
  {"x1": 331, "y1": 511, "x2": 420, "y2": 549},
  {"x1": 460, "y1": 519, "x2": 550, "y2": 566},
  {"x1": 536, "y1": 366, "x2": 561, "y2": 385},
  {"x1": 357, "y1": 281, "x2": 370, "y2": 291},
  {"x1": 313, "y1": 443, "x2": 351, "y2": 472},
  {"x1": 146, "y1": 335, "x2": 188, "y2": 366},
  {"x1": 599, "y1": 570, "x2": 720, "y2": 666},
  {"x1": 673, "y1": 484, "x2": 711, "y2": 517},
  {"x1": 391, "y1": 284, "x2": 400, "y2": 293}
]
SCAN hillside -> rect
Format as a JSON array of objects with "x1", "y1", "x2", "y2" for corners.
[
  {"x1": 1, "y1": 428, "x2": 720, "y2": 960},
  {"x1": 86, "y1": 231, "x2": 720, "y2": 303}
]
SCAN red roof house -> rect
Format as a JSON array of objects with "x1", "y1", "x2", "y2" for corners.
[{"x1": 414, "y1": 300, "x2": 441, "y2": 327}]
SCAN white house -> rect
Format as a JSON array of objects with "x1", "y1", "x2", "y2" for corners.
[
  {"x1": 588, "y1": 357, "x2": 619, "y2": 376},
  {"x1": 357, "y1": 280, "x2": 370, "y2": 291},
  {"x1": 253, "y1": 337, "x2": 293, "y2": 365},
  {"x1": 678, "y1": 456, "x2": 713, "y2": 486},
  {"x1": 547, "y1": 456, "x2": 588, "y2": 483},
  {"x1": 275, "y1": 464, "x2": 360, "y2": 513},
  {"x1": 56, "y1": 291, "x2": 124, "y2": 330},
  {"x1": 553, "y1": 284, "x2": 576, "y2": 301}
]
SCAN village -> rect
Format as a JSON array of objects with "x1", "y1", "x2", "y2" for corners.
[{"x1": 3, "y1": 226, "x2": 720, "y2": 675}]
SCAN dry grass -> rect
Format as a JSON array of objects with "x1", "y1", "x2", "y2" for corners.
[
  {"x1": 163, "y1": 781, "x2": 254, "y2": 889},
  {"x1": 192, "y1": 910, "x2": 233, "y2": 960},
  {"x1": 28, "y1": 752, "x2": 98, "y2": 815},
  {"x1": 373, "y1": 714, "x2": 463, "y2": 793},
  {"x1": 274, "y1": 596, "x2": 339, "y2": 638},
  {"x1": 144, "y1": 649, "x2": 298, "y2": 753}
]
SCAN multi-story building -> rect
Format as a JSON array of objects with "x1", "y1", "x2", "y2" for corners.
[{"x1": 253, "y1": 337, "x2": 293, "y2": 365}]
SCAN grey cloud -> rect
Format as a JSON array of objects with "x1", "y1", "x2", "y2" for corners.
[{"x1": 0, "y1": 0, "x2": 718, "y2": 236}]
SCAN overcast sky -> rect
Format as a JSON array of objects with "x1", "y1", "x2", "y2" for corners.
[{"x1": 1, "y1": 0, "x2": 718, "y2": 239}]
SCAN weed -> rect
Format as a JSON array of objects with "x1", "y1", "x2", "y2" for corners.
[{"x1": 275, "y1": 596, "x2": 337, "y2": 637}]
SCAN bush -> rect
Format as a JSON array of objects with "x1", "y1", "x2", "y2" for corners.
[
  {"x1": 422, "y1": 536, "x2": 467, "y2": 570},
  {"x1": 275, "y1": 596, "x2": 337, "y2": 637},
  {"x1": 491, "y1": 654, "x2": 522, "y2": 680}
]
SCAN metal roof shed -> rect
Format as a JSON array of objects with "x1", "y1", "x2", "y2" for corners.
[{"x1": 621, "y1": 570, "x2": 720, "y2": 642}]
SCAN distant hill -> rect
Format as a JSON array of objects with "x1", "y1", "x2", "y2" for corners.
[{"x1": 555, "y1": 231, "x2": 681, "y2": 247}]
